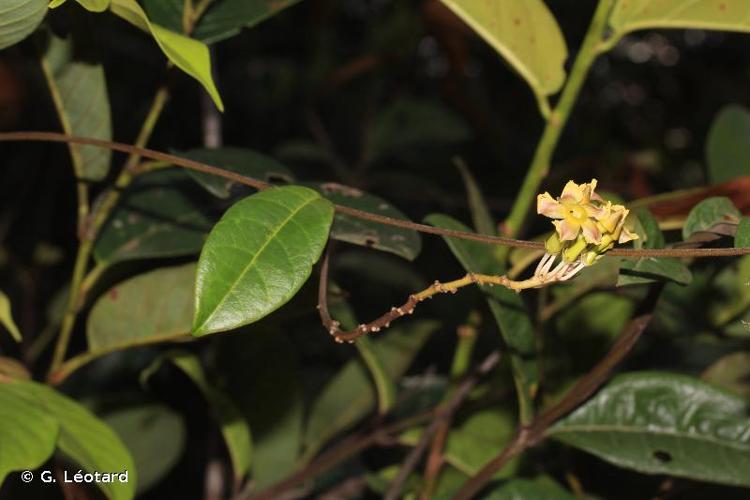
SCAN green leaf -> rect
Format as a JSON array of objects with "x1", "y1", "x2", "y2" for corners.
[
  {"x1": 76, "y1": 0, "x2": 110, "y2": 12},
  {"x1": 456, "y1": 160, "x2": 496, "y2": 236},
  {"x1": 706, "y1": 105, "x2": 750, "y2": 184},
  {"x1": 94, "y1": 169, "x2": 214, "y2": 265},
  {"x1": 179, "y1": 147, "x2": 294, "y2": 199},
  {"x1": 103, "y1": 404, "x2": 185, "y2": 494},
  {"x1": 307, "y1": 182, "x2": 422, "y2": 261},
  {"x1": 736, "y1": 217, "x2": 750, "y2": 248},
  {"x1": 618, "y1": 257, "x2": 692, "y2": 286},
  {"x1": 109, "y1": 0, "x2": 224, "y2": 111},
  {"x1": 302, "y1": 321, "x2": 438, "y2": 461},
  {"x1": 0, "y1": 0, "x2": 46, "y2": 50},
  {"x1": 479, "y1": 476, "x2": 578, "y2": 500},
  {"x1": 682, "y1": 196, "x2": 741, "y2": 240},
  {"x1": 632, "y1": 208, "x2": 664, "y2": 250},
  {"x1": 143, "y1": 351, "x2": 251, "y2": 481},
  {"x1": 702, "y1": 352, "x2": 750, "y2": 399},
  {"x1": 87, "y1": 263, "x2": 195, "y2": 355},
  {"x1": 27, "y1": 381, "x2": 136, "y2": 500},
  {"x1": 0, "y1": 380, "x2": 58, "y2": 486},
  {"x1": 193, "y1": 186, "x2": 334, "y2": 335},
  {"x1": 144, "y1": 0, "x2": 303, "y2": 44},
  {"x1": 425, "y1": 214, "x2": 538, "y2": 422},
  {"x1": 0, "y1": 290, "x2": 21, "y2": 342},
  {"x1": 549, "y1": 371, "x2": 750, "y2": 488},
  {"x1": 609, "y1": 1, "x2": 750, "y2": 41},
  {"x1": 438, "y1": 0, "x2": 567, "y2": 108},
  {"x1": 40, "y1": 32, "x2": 112, "y2": 181}
]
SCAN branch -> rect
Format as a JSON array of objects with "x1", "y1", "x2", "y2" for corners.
[{"x1": 453, "y1": 284, "x2": 663, "y2": 500}]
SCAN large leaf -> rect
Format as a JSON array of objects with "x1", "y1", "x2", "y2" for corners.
[
  {"x1": 192, "y1": 186, "x2": 334, "y2": 335},
  {"x1": 0, "y1": 380, "x2": 58, "y2": 486},
  {"x1": 682, "y1": 196, "x2": 741, "y2": 240},
  {"x1": 49, "y1": 0, "x2": 110, "y2": 11},
  {"x1": 180, "y1": 147, "x2": 294, "y2": 199},
  {"x1": 94, "y1": 169, "x2": 214, "y2": 265},
  {"x1": 109, "y1": 0, "x2": 223, "y2": 111},
  {"x1": 549, "y1": 372, "x2": 750, "y2": 487},
  {"x1": 706, "y1": 105, "x2": 750, "y2": 184},
  {"x1": 609, "y1": 0, "x2": 750, "y2": 40},
  {"x1": 27, "y1": 381, "x2": 136, "y2": 500},
  {"x1": 302, "y1": 321, "x2": 438, "y2": 461},
  {"x1": 103, "y1": 404, "x2": 185, "y2": 494},
  {"x1": 0, "y1": 290, "x2": 21, "y2": 342},
  {"x1": 307, "y1": 182, "x2": 422, "y2": 261},
  {"x1": 142, "y1": 351, "x2": 251, "y2": 482},
  {"x1": 438, "y1": 0, "x2": 567, "y2": 105},
  {"x1": 87, "y1": 263, "x2": 195, "y2": 354},
  {"x1": 0, "y1": 0, "x2": 47, "y2": 50},
  {"x1": 144, "y1": 0, "x2": 303, "y2": 44},
  {"x1": 40, "y1": 33, "x2": 112, "y2": 181},
  {"x1": 425, "y1": 214, "x2": 538, "y2": 421}
]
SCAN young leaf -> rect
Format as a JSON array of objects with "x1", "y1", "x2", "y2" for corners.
[
  {"x1": 706, "y1": 105, "x2": 750, "y2": 184},
  {"x1": 425, "y1": 214, "x2": 538, "y2": 422},
  {"x1": 306, "y1": 182, "x2": 422, "y2": 261},
  {"x1": 0, "y1": 291, "x2": 21, "y2": 342},
  {"x1": 87, "y1": 263, "x2": 196, "y2": 355},
  {"x1": 142, "y1": 351, "x2": 251, "y2": 482},
  {"x1": 438, "y1": 0, "x2": 567, "y2": 109},
  {"x1": 103, "y1": 404, "x2": 185, "y2": 494},
  {"x1": 75, "y1": 0, "x2": 110, "y2": 12},
  {"x1": 302, "y1": 321, "x2": 438, "y2": 461},
  {"x1": 0, "y1": 0, "x2": 47, "y2": 50},
  {"x1": 179, "y1": 147, "x2": 294, "y2": 199},
  {"x1": 40, "y1": 32, "x2": 112, "y2": 181},
  {"x1": 682, "y1": 196, "x2": 741, "y2": 240},
  {"x1": 144, "y1": 0, "x2": 303, "y2": 44},
  {"x1": 0, "y1": 380, "x2": 58, "y2": 487},
  {"x1": 109, "y1": 0, "x2": 224, "y2": 111},
  {"x1": 736, "y1": 217, "x2": 750, "y2": 248},
  {"x1": 193, "y1": 186, "x2": 334, "y2": 335},
  {"x1": 549, "y1": 372, "x2": 750, "y2": 488},
  {"x1": 94, "y1": 170, "x2": 214, "y2": 265}
]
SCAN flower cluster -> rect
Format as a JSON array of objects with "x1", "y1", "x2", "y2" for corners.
[{"x1": 533, "y1": 179, "x2": 637, "y2": 284}]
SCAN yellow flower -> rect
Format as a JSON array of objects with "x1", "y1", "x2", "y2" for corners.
[
  {"x1": 537, "y1": 180, "x2": 605, "y2": 244},
  {"x1": 595, "y1": 201, "x2": 638, "y2": 244}
]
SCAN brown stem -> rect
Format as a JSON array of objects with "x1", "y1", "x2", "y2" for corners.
[{"x1": 453, "y1": 284, "x2": 663, "y2": 500}]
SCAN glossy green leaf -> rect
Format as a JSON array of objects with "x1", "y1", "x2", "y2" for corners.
[
  {"x1": 736, "y1": 217, "x2": 750, "y2": 248},
  {"x1": 40, "y1": 32, "x2": 112, "y2": 181},
  {"x1": 549, "y1": 372, "x2": 750, "y2": 487},
  {"x1": 702, "y1": 352, "x2": 750, "y2": 399},
  {"x1": 425, "y1": 214, "x2": 538, "y2": 422},
  {"x1": 0, "y1": 290, "x2": 21, "y2": 342},
  {"x1": 439, "y1": 0, "x2": 567, "y2": 107},
  {"x1": 307, "y1": 182, "x2": 422, "y2": 261},
  {"x1": 27, "y1": 381, "x2": 136, "y2": 500},
  {"x1": 706, "y1": 105, "x2": 750, "y2": 184},
  {"x1": 456, "y1": 160, "x2": 496, "y2": 236},
  {"x1": 109, "y1": 0, "x2": 224, "y2": 111},
  {"x1": 632, "y1": 208, "x2": 665, "y2": 250},
  {"x1": 609, "y1": 0, "x2": 750, "y2": 41},
  {"x1": 180, "y1": 147, "x2": 294, "y2": 199},
  {"x1": 143, "y1": 351, "x2": 251, "y2": 481},
  {"x1": 0, "y1": 380, "x2": 58, "y2": 487},
  {"x1": 0, "y1": 0, "x2": 46, "y2": 50},
  {"x1": 94, "y1": 170, "x2": 214, "y2": 264},
  {"x1": 618, "y1": 256, "x2": 692, "y2": 286},
  {"x1": 302, "y1": 321, "x2": 438, "y2": 461},
  {"x1": 87, "y1": 263, "x2": 195, "y2": 355},
  {"x1": 104, "y1": 404, "x2": 185, "y2": 494},
  {"x1": 682, "y1": 196, "x2": 741, "y2": 240},
  {"x1": 193, "y1": 186, "x2": 334, "y2": 335},
  {"x1": 144, "y1": 0, "x2": 303, "y2": 44}
]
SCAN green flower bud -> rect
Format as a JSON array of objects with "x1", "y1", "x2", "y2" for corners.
[
  {"x1": 562, "y1": 236, "x2": 588, "y2": 263},
  {"x1": 545, "y1": 232, "x2": 562, "y2": 254}
]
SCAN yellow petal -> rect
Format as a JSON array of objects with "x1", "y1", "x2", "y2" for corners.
[
  {"x1": 553, "y1": 218, "x2": 580, "y2": 241},
  {"x1": 537, "y1": 193, "x2": 566, "y2": 218},
  {"x1": 560, "y1": 180, "x2": 584, "y2": 202},
  {"x1": 581, "y1": 219, "x2": 602, "y2": 244}
]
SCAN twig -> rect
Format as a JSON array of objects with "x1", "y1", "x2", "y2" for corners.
[
  {"x1": 453, "y1": 284, "x2": 663, "y2": 500},
  {"x1": 384, "y1": 351, "x2": 502, "y2": 500}
]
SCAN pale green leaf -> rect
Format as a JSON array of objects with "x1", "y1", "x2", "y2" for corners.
[
  {"x1": 439, "y1": 0, "x2": 567, "y2": 106},
  {"x1": 192, "y1": 186, "x2": 334, "y2": 335},
  {"x1": 143, "y1": 351, "x2": 251, "y2": 481},
  {"x1": 109, "y1": 0, "x2": 224, "y2": 111},
  {"x1": 549, "y1": 372, "x2": 750, "y2": 487},
  {"x1": 40, "y1": 32, "x2": 112, "y2": 180},
  {"x1": 76, "y1": 0, "x2": 110, "y2": 12},
  {"x1": 706, "y1": 105, "x2": 750, "y2": 184},
  {"x1": 0, "y1": 291, "x2": 21, "y2": 342},
  {"x1": 87, "y1": 263, "x2": 195, "y2": 355},
  {"x1": 682, "y1": 196, "x2": 741, "y2": 240},
  {"x1": 0, "y1": 0, "x2": 46, "y2": 50},
  {"x1": 736, "y1": 217, "x2": 750, "y2": 248}
]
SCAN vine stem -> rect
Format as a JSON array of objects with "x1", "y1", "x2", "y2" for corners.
[{"x1": 503, "y1": 0, "x2": 616, "y2": 238}]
